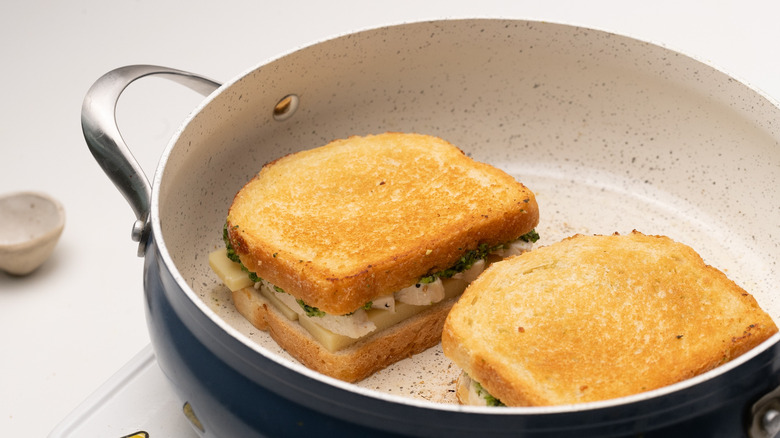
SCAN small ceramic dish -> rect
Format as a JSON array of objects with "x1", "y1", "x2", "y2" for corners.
[{"x1": 0, "y1": 191, "x2": 65, "y2": 275}]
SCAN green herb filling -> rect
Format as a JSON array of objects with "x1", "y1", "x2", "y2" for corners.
[
  {"x1": 519, "y1": 229, "x2": 540, "y2": 243},
  {"x1": 296, "y1": 299, "x2": 326, "y2": 318},
  {"x1": 420, "y1": 229, "x2": 539, "y2": 283},
  {"x1": 474, "y1": 380, "x2": 505, "y2": 407}
]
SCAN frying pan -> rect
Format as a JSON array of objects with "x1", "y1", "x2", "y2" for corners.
[{"x1": 81, "y1": 19, "x2": 780, "y2": 437}]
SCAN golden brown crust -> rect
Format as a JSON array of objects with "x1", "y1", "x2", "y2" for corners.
[
  {"x1": 442, "y1": 231, "x2": 778, "y2": 406},
  {"x1": 232, "y1": 285, "x2": 457, "y2": 383},
  {"x1": 227, "y1": 132, "x2": 538, "y2": 315}
]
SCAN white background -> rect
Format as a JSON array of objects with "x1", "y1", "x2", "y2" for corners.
[{"x1": 2, "y1": 1, "x2": 780, "y2": 436}]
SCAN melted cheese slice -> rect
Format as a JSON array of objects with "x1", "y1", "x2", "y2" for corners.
[{"x1": 208, "y1": 250, "x2": 254, "y2": 291}]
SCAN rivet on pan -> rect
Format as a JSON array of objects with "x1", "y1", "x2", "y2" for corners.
[{"x1": 273, "y1": 94, "x2": 299, "y2": 121}]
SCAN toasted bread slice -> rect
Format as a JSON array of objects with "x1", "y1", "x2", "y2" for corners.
[
  {"x1": 232, "y1": 284, "x2": 457, "y2": 382},
  {"x1": 226, "y1": 133, "x2": 538, "y2": 315},
  {"x1": 442, "y1": 231, "x2": 778, "y2": 406}
]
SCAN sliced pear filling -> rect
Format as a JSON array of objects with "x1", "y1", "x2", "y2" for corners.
[
  {"x1": 209, "y1": 249, "x2": 471, "y2": 352},
  {"x1": 261, "y1": 279, "x2": 465, "y2": 352},
  {"x1": 208, "y1": 234, "x2": 536, "y2": 353},
  {"x1": 267, "y1": 283, "x2": 376, "y2": 338}
]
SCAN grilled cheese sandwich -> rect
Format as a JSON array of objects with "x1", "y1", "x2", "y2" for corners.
[
  {"x1": 211, "y1": 132, "x2": 540, "y2": 382},
  {"x1": 442, "y1": 231, "x2": 778, "y2": 406}
]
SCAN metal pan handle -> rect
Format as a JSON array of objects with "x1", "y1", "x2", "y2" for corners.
[
  {"x1": 749, "y1": 384, "x2": 780, "y2": 438},
  {"x1": 81, "y1": 65, "x2": 221, "y2": 256}
]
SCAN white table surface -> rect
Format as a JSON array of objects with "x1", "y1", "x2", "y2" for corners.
[{"x1": 2, "y1": 1, "x2": 780, "y2": 436}]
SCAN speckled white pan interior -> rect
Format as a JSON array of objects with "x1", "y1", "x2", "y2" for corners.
[{"x1": 154, "y1": 19, "x2": 780, "y2": 405}]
